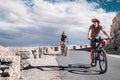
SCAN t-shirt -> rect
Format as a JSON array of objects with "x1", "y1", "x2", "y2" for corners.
[
  {"x1": 61, "y1": 34, "x2": 67, "y2": 42},
  {"x1": 89, "y1": 25, "x2": 103, "y2": 38}
]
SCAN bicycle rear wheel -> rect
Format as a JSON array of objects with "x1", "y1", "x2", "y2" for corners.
[
  {"x1": 99, "y1": 49, "x2": 107, "y2": 73},
  {"x1": 61, "y1": 43, "x2": 65, "y2": 55}
]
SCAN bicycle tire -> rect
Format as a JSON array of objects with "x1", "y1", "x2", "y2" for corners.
[
  {"x1": 94, "y1": 52, "x2": 97, "y2": 66},
  {"x1": 61, "y1": 43, "x2": 65, "y2": 55},
  {"x1": 61, "y1": 48, "x2": 64, "y2": 55},
  {"x1": 99, "y1": 48, "x2": 107, "y2": 73}
]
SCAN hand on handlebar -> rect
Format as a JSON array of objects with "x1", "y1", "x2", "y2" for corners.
[
  {"x1": 88, "y1": 37, "x2": 92, "y2": 40},
  {"x1": 108, "y1": 36, "x2": 112, "y2": 39}
]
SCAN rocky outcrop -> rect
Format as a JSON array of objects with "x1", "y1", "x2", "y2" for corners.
[{"x1": 106, "y1": 12, "x2": 120, "y2": 54}]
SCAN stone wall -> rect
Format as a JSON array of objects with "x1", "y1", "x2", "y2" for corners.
[
  {"x1": 0, "y1": 56, "x2": 20, "y2": 80},
  {"x1": 15, "y1": 50, "x2": 34, "y2": 70},
  {"x1": 106, "y1": 12, "x2": 120, "y2": 54}
]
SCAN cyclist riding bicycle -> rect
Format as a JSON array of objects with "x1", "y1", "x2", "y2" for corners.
[
  {"x1": 88, "y1": 18, "x2": 111, "y2": 66},
  {"x1": 59, "y1": 31, "x2": 69, "y2": 55}
]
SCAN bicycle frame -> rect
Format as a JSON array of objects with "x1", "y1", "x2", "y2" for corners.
[
  {"x1": 91, "y1": 37, "x2": 108, "y2": 73},
  {"x1": 93, "y1": 39, "x2": 102, "y2": 66}
]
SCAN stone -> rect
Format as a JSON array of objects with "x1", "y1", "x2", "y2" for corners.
[
  {"x1": 73, "y1": 46, "x2": 76, "y2": 49},
  {"x1": 0, "y1": 56, "x2": 20, "y2": 80},
  {"x1": 54, "y1": 47, "x2": 59, "y2": 51},
  {"x1": 31, "y1": 48, "x2": 43, "y2": 59},
  {"x1": 15, "y1": 50, "x2": 33, "y2": 70},
  {"x1": 106, "y1": 12, "x2": 120, "y2": 54}
]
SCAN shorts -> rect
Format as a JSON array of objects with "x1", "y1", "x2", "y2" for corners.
[{"x1": 90, "y1": 38, "x2": 98, "y2": 49}]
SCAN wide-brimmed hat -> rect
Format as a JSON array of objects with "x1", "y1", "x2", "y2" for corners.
[{"x1": 91, "y1": 18, "x2": 100, "y2": 23}]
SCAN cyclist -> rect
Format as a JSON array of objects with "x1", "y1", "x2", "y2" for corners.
[
  {"x1": 59, "y1": 31, "x2": 69, "y2": 55},
  {"x1": 88, "y1": 18, "x2": 111, "y2": 66}
]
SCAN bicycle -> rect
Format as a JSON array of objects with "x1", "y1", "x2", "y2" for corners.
[
  {"x1": 91, "y1": 37, "x2": 108, "y2": 73},
  {"x1": 60, "y1": 41, "x2": 68, "y2": 56}
]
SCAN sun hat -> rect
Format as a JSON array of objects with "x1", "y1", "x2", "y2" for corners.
[{"x1": 91, "y1": 18, "x2": 100, "y2": 23}]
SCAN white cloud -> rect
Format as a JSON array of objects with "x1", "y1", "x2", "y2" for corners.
[
  {"x1": 0, "y1": 0, "x2": 117, "y2": 47},
  {"x1": 116, "y1": 0, "x2": 120, "y2": 3},
  {"x1": 107, "y1": 0, "x2": 112, "y2": 2}
]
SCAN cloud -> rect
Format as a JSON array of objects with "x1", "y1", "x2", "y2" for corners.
[
  {"x1": 107, "y1": 0, "x2": 112, "y2": 2},
  {"x1": 0, "y1": 0, "x2": 117, "y2": 47}
]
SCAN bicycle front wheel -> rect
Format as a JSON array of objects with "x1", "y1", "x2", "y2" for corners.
[
  {"x1": 61, "y1": 43, "x2": 65, "y2": 55},
  {"x1": 64, "y1": 47, "x2": 68, "y2": 56},
  {"x1": 99, "y1": 48, "x2": 107, "y2": 73}
]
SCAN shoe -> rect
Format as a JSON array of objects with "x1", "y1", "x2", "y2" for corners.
[{"x1": 91, "y1": 62, "x2": 95, "y2": 67}]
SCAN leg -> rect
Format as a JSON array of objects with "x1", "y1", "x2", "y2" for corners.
[
  {"x1": 60, "y1": 41, "x2": 63, "y2": 55},
  {"x1": 91, "y1": 48, "x2": 94, "y2": 64},
  {"x1": 101, "y1": 40, "x2": 107, "y2": 47},
  {"x1": 90, "y1": 39, "x2": 95, "y2": 66},
  {"x1": 60, "y1": 42, "x2": 66, "y2": 55},
  {"x1": 90, "y1": 40, "x2": 94, "y2": 64},
  {"x1": 64, "y1": 44, "x2": 67, "y2": 56}
]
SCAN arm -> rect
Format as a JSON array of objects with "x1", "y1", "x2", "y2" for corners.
[
  {"x1": 65, "y1": 35, "x2": 69, "y2": 42},
  {"x1": 101, "y1": 28, "x2": 111, "y2": 39},
  {"x1": 59, "y1": 36, "x2": 62, "y2": 43},
  {"x1": 88, "y1": 29, "x2": 92, "y2": 40},
  {"x1": 66, "y1": 37, "x2": 69, "y2": 42}
]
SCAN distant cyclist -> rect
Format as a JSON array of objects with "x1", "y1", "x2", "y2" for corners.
[
  {"x1": 88, "y1": 18, "x2": 111, "y2": 66},
  {"x1": 59, "y1": 31, "x2": 69, "y2": 55}
]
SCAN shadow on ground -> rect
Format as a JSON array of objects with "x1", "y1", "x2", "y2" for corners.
[
  {"x1": 71, "y1": 48, "x2": 91, "y2": 52},
  {"x1": 43, "y1": 53, "x2": 61, "y2": 56},
  {"x1": 23, "y1": 64, "x2": 104, "y2": 75},
  {"x1": 43, "y1": 48, "x2": 91, "y2": 56}
]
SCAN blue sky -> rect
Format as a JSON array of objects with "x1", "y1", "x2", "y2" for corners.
[
  {"x1": 0, "y1": 0, "x2": 119, "y2": 47},
  {"x1": 87, "y1": 0, "x2": 120, "y2": 12}
]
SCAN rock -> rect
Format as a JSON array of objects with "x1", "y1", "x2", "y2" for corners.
[
  {"x1": 31, "y1": 48, "x2": 43, "y2": 59},
  {"x1": 15, "y1": 50, "x2": 33, "y2": 70},
  {"x1": 106, "y1": 12, "x2": 120, "y2": 54},
  {"x1": 0, "y1": 56, "x2": 20, "y2": 80}
]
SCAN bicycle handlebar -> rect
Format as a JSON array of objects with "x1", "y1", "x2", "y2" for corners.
[{"x1": 89, "y1": 37, "x2": 111, "y2": 41}]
